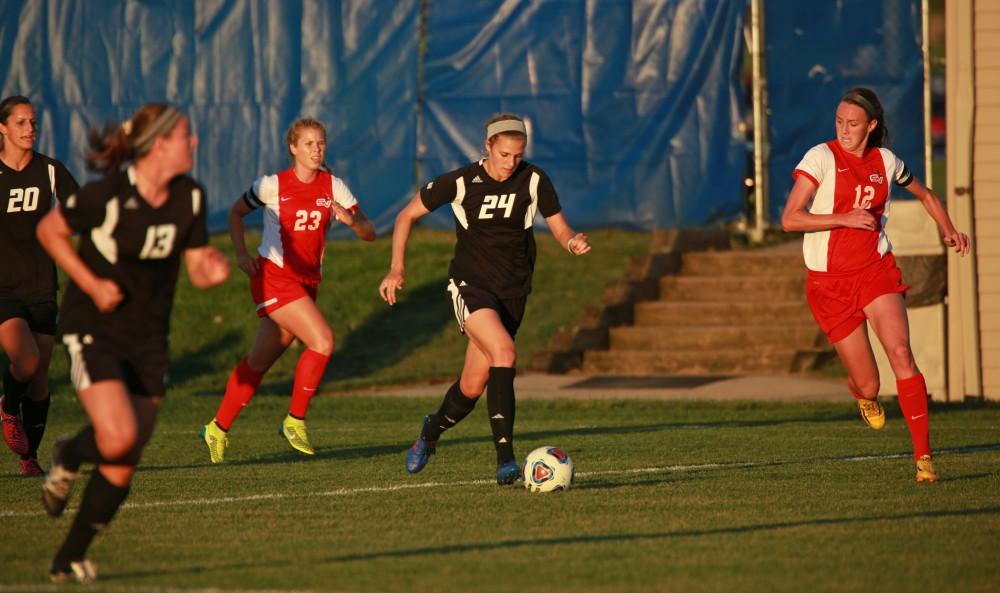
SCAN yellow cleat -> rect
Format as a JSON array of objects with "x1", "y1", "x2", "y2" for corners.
[
  {"x1": 279, "y1": 415, "x2": 314, "y2": 456},
  {"x1": 857, "y1": 398, "x2": 886, "y2": 430},
  {"x1": 201, "y1": 421, "x2": 229, "y2": 464},
  {"x1": 916, "y1": 454, "x2": 938, "y2": 483}
]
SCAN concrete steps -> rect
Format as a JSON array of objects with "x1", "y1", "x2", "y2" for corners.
[{"x1": 578, "y1": 246, "x2": 831, "y2": 376}]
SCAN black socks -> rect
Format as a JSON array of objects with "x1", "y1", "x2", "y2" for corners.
[
  {"x1": 486, "y1": 367, "x2": 516, "y2": 464},
  {"x1": 21, "y1": 395, "x2": 49, "y2": 459},
  {"x1": 424, "y1": 381, "x2": 478, "y2": 442},
  {"x1": 54, "y1": 470, "x2": 130, "y2": 564},
  {"x1": 2, "y1": 365, "x2": 30, "y2": 413}
]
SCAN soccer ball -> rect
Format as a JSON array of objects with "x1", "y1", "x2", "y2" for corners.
[{"x1": 523, "y1": 446, "x2": 574, "y2": 493}]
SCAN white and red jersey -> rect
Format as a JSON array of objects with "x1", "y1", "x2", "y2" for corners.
[
  {"x1": 243, "y1": 168, "x2": 359, "y2": 283},
  {"x1": 792, "y1": 140, "x2": 913, "y2": 273}
]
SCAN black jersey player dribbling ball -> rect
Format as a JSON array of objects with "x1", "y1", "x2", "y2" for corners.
[
  {"x1": 58, "y1": 166, "x2": 208, "y2": 351},
  {"x1": 0, "y1": 151, "x2": 78, "y2": 303},
  {"x1": 420, "y1": 159, "x2": 562, "y2": 298}
]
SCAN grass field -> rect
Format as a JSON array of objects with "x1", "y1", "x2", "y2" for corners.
[
  {"x1": 1, "y1": 394, "x2": 999, "y2": 592},
  {"x1": 3, "y1": 228, "x2": 998, "y2": 592}
]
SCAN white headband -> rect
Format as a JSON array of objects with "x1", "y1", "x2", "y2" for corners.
[
  {"x1": 131, "y1": 106, "x2": 183, "y2": 155},
  {"x1": 486, "y1": 119, "x2": 527, "y2": 140}
]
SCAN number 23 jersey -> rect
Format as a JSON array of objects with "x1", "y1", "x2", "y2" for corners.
[
  {"x1": 792, "y1": 140, "x2": 913, "y2": 273},
  {"x1": 421, "y1": 160, "x2": 562, "y2": 298},
  {"x1": 58, "y1": 166, "x2": 208, "y2": 345}
]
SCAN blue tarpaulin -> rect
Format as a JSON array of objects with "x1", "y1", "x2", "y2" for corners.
[
  {"x1": 765, "y1": 0, "x2": 925, "y2": 221},
  {"x1": 1, "y1": 0, "x2": 745, "y2": 232}
]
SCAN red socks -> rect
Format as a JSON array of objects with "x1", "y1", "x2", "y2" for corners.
[
  {"x1": 288, "y1": 349, "x2": 330, "y2": 419},
  {"x1": 214, "y1": 358, "x2": 264, "y2": 431},
  {"x1": 896, "y1": 373, "x2": 931, "y2": 459}
]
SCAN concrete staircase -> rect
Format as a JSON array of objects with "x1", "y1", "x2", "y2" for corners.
[{"x1": 581, "y1": 249, "x2": 830, "y2": 375}]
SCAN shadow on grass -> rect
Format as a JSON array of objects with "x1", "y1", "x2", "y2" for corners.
[
  {"x1": 103, "y1": 505, "x2": 1000, "y2": 581},
  {"x1": 168, "y1": 329, "x2": 244, "y2": 389}
]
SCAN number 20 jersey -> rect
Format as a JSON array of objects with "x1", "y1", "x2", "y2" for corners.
[
  {"x1": 421, "y1": 160, "x2": 562, "y2": 298},
  {"x1": 792, "y1": 140, "x2": 913, "y2": 273},
  {"x1": 58, "y1": 166, "x2": 208, "y2": 346},
  {"x1": 0, "y1": 152, "x2": 78, "y2": 300}
]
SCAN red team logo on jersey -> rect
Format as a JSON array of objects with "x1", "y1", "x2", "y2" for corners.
[{"x1": 869, "y1": 173, "x2": 884, "y2": 185}]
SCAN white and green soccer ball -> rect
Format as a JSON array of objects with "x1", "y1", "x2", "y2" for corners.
[{"x1": 523, "y1": 446, "x2": 574, "y2": 493}]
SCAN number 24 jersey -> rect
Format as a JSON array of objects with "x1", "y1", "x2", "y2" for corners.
[{"x1": 421, "y1": 160, "x2": 562, "y2": 298}]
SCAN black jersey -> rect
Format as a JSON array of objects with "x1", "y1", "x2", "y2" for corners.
[
  {"x1": 58, "y1": 166, "x2": 208, "y2": 348},
  {"x1": 421, "y1": 160, "x2": 561, "y2": 298},
  {"x1": 0, "y1": 151, "x2": 78, "y2": 300}
]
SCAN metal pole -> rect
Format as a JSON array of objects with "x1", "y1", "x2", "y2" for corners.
[
  {"x1": 750, "y1": 0, "x2": 768, "y2": 243},
  {"x1": 922, "y1": 0, "x2": 933, "y2": 190}
]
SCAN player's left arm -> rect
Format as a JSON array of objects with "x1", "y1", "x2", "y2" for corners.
[
  {"x1": 184, "y1": 246, "x2": 231, "y2": 289},
  {"x1": 545, "y1": 211, "x2": 591, "y2": 256},
  {"x1": 902, "y1": 178, "x2": 971, "y2": 256},
  {"x1": 332, "y1": 202, "x2": 376, "y2": 241},
  {"x1": 183, "y1": 182, "x2": 231, "y2": 289}
]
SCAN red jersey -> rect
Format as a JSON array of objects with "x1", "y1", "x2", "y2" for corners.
[
  {"x1": 792, "y1": 140, "x2": 913, "y2": 273},
  {"x1": 244, "y1": 168, "x2": 358, "y2": 283}
]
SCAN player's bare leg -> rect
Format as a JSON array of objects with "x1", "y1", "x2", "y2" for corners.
[
  {"x1": 833, "y1": 322, "x2": 885, "y2": 430},
  {"x1": 464, "y1": 310, "x2": 521, "y2": 484},
  {"x1": 0, "y1": 318, "x2": 39, "y2": 456},
  {"x1": 865, "y1": 293, "x2": 935, "y2": 481},
  {"x1": 269, "y1": 297, "x2": 334, "y2": 455}
]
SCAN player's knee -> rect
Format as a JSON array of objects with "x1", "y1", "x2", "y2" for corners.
[
  {"x1": 97, "y1": 428, "x2": 139, "y2": 462},
  {"x1": 853, "y1": 376, "x2": 880, "y2": 399},
  {"x1": 887, "y1": 344, "x2": 916, "y2": 371},
  {"x1": 489, "y1": 345, "x2": 517, "y2": 368},
  {"x1": 9, "y1": 355, "x2": 40, "y2": 382},
  {"x1": 459, "y1": 377, "x2": 486, "y2": 398},
  {"x1": 305, "y1": 330, "x2": 334, "y2": 356}
]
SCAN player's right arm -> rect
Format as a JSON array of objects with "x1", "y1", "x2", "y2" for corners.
[
  {"x1": 228, "y1": 196, "x2": 259, "y2": 277},
  {"x1": 781, "y1": 175, "x2": 876, "y2": 232},
  {"x1": 36, "y1": 203, "x2": 122, "y2": 313},
  {"x1": 378, "y1": 192, "x2": 430, "y2": 306}
]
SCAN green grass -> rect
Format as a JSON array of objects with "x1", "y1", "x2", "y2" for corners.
[{"x1": 2, "y1": 395, "x2": 999, "y2": 592}]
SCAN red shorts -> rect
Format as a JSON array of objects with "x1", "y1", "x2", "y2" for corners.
[
  {"x1": 249, "y1": 258, "x2": 319, "y2": 318},
  {"x1": 805, "y1": 253, "x2": 909, "y2": 343}
]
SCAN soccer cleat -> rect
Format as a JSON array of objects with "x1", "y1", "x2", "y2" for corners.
[
  {"x1": 0, "y1": 396, "x2": 29, "y2": 456},
  {"x1": 916, "y1": 454, "x2": 938, "y2": 483},
  {"x1": 41, "y1": 438, "x2": 78, "y2": 517},
  {"x1": 50, "y1": 558, "x2": 97, "y2": 583},
  {"x1": 496, "y1": 459, "x2": 522, "y2": 485},
  {"x1": 405, "y1": 414, "x2": 437, "y2": 474},
  {"x1": 857, "y1": 398, "x2": 886, "y2": 430},
  {"x1": 201, "y1": 421, "x2": 229, "y2": 464},
  {"x1": 279, "y1": 415, "x2": 314, "y2": 456},
  {"x1": 19, "y1": 457, "x2": 44, "y2": 476}
]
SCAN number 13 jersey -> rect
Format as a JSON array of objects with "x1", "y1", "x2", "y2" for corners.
[
  {"x1": 421, "y1": 160, "x2": 562, "y2": 298},
  {"x1": 58, "y1": 166, "x2": 208, "y2": 346},
  {"x1": 793, "y1": 140, "x2": 913, "y2": 273}
]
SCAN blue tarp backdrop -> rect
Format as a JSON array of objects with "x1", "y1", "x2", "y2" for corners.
[
  {"x1": 0, "y1": 0, "x2": 747, "y2": 233},
  {"x1": 765, "y1": 0, "x2": 925, "y2": 221}
]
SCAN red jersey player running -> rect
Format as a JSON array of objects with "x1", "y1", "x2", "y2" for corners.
[
  {"x1": 201, "y1": 118, "x2": 375, "y2": 463},
  {"x1": 782, "y1": 87, "x2": 970, "y2": 482}
]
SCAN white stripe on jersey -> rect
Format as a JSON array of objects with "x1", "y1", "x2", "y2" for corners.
[
  {"x1": 255, "y1": 175, "x2": 285, "y2": 267},
  {"x1": 91, "y1": 197, "x2": 120, "y2": 264},
  {"x1": 446, "y1": 279, "x2": 469, "y2": 332},
  {"x1": 192, "y1": 187, "x2": 202, "y2": 215},
  {"x1": 799, "y1": 144, "x2": 834, "y2": 272},
  {"x1": 62, "y1": 334, "x2": 92, "y2": 392},
  {"x1": 451, "y1": 177, "x2": 468, "y2": 230},
  {"x1": 524, "y1": 171, "x2": 540, "y2": 229},
  {"x1": 47, "y1": 163, "x2": 56, "y2": 198}
]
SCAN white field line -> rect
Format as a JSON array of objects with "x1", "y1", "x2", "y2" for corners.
[{"x1": 3, "y1": 444, "x2": 997, "y2": 520}]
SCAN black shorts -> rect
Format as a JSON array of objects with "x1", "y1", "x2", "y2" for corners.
[
  {"x1": 0, "y1": 296, "x2": 58, "y2": 336},
  {"x1": 61, "y1": 333, "x2": 168, "y2": 397},
  {"x1": 446, "y1": 279, "x2": 526, "y2": 337}
]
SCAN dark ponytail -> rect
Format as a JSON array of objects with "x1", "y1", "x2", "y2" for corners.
[
  {"x1": 86, "y1": 102, "x2": 182, "y2": 174},
  {"x1": 842, "y1": 87, "x2": 888, "y2": 148}
]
